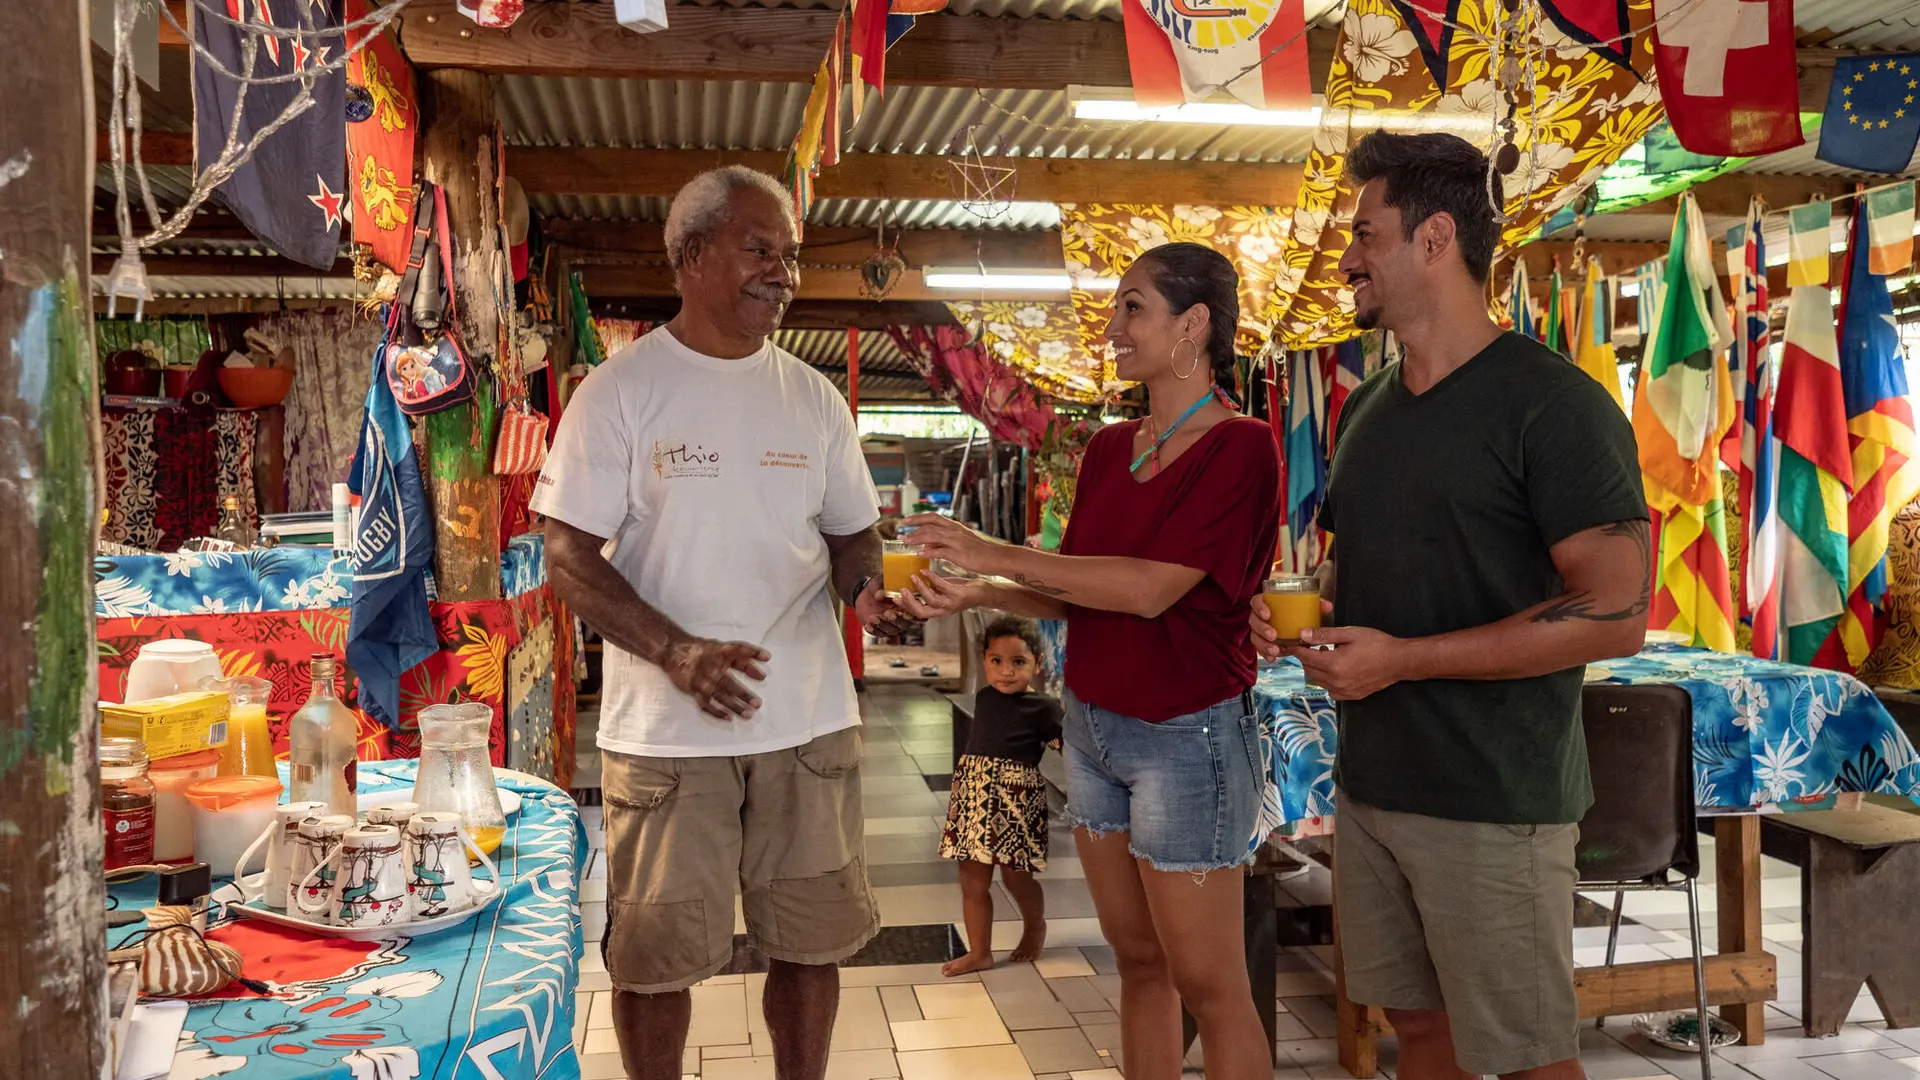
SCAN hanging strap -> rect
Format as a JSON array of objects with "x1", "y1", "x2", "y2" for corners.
[
  {"x1": 432, "y1": 184, "x2": 459, "y2": 334},
  {"x1": 388, "y1": 182, "x2": 435, "y2": 339}
]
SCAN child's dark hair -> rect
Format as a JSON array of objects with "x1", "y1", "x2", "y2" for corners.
[{"x1": 981, "y1": 616, "x2": 1046, "y2": 671}]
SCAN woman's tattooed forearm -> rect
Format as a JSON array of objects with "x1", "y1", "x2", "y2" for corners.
[
  {"x1": 1531, "y1": 519, "x2": 1652, "y2": 624},
  {"x1": 1012, "y1": 573, "x2": 1070, "y2": 598}
]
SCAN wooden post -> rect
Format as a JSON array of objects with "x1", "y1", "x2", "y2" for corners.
[
  {"x1": 419, "y1": 68, "x2": 502, "y2": 600},
  {"x1": 1717, "y1": 815, "x2": 1769, "y2": 1044},
  {"x1": 845, "y1": 327, "x2": 864, "y2": 687},
  {"x1": 0, "y1": 0, "x2": 108, "y2": 1072}
]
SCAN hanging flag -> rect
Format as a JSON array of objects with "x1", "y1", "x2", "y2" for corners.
[
  {"x1": 1650, "y1": 0, "x2": 1803, "y2": 156},
  {"x1": 1326, "y1": 338, "x2": 1368, "y2": 454},
  {"x1": 1633, "y1": 193, "x2": 1738, "y2": 650},
  {"x1": 1866, "y1": 181, "x2": 1917, "y2": 276},
  {"x1": 1828, "y1": 207, "x2": 1920, "y2": 669},
  {"x1": 1121, "y1": 0, "x2": 1312, "y2": 111},
  {"x1": 1788, "y1": 202, "x2": 1833, "y2": 288},
  {"x1": 1507, "y1": 257, "x2": 1538, "y2": 340},
  {"x1": 849, "y1": 0, "x2": 889, "y2": 118},
  {"x1": 1542, "y1": 260, "x2": 1571, "y2": 358},
  {"x1": 786, "y1": 12, "x2": 848, "y2": 225},
  {"x1": 347, "y1": 347, "x2": 439, "y2": 729},
  {"x1": 1773, "y1": 283, "x2": 1853, "y2": 666},
  {"x1": 344, "y1": 0, "x2": 417, "y2": 275},
  {"x1": 1632, "y1": 259, "x2": 1665, "y2": 343},
  {"x1": 1733, "y1": 200, "x2": 1783, "y2": 659},
  {"x1": 191, "y1": 0, "x2": 347, "y2": 270},
  {"x1": 1573, "y1": 257, "x2": 1624, "y2": 409},
  {"x1": 1285, "y1": 348, "x2": 1329, "y2": 540},
  {"x1": 1816, "y1": 54, "x2": 1920, "y2": 174}
]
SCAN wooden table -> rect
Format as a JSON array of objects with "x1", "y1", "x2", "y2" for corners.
[{"x1": 1329, "y1": 815, "x2": 1777, "y2": 1077}]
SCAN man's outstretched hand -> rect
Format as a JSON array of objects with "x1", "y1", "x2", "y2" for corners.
[
  {"x1": 665, "y1": 637, "x2": 770, "y2": 720},
  {"x1": 855, "y1": 578, "x2": 922, "y2": 638}
]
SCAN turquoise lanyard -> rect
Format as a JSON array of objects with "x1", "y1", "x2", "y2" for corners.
[{"x1": 1130, "y1": 389, "x2": 1226, "y2": 475}]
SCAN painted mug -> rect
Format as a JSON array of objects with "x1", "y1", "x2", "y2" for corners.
[
  {"x1": 404, "y1": 812, "x2": 500, "y2": 918},
  {"x1": 289, "y1": 814, "x2": 356, "y2": 923},
  {"x1": 366, "y1": 802, "x2": 421, "y2": 882},
  {"x1": 330, "y1": 825, "x2": 411, "y2": 929},
  {"x1": 234, "y1": 800, "x2": 328, "y2": 909}
]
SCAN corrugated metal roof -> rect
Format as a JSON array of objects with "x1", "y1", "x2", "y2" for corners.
[
  {"x1": 1796, "y1": 0, "x2": 1920, "y2": 50},
  {"x1": 125, "y1": 275, "x2": 370, "y2": 300},
  {"x1": 776, "y1": 327, "x2": 920, "y2": 373},
  {"x1": 1738, "y1": 137, "x2": 1920, "y2": 178},
  {"x1": 528, "y1": 192, "x2": 1063, "y2": 230}
]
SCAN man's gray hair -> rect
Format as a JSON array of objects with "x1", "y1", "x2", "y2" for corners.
[{"x1": 663, "y1": 166, "x2": 796, "y2": 276}]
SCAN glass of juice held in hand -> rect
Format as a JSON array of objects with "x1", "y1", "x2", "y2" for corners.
[
  {"x1": 1262, "y1": 575, "x2": 1323, "y2": 644},
  {"x1": 883, "y1": 539, "x2": 931, "y2": 594}
]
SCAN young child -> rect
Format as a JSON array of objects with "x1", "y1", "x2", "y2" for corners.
[{"x1": 941, "y1": 616, "x2": 1063, "y2": 977}]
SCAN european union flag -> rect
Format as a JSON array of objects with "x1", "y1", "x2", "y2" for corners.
[{"x1": 1817, "y1": 54, "x2": 1920, "y2": 174}]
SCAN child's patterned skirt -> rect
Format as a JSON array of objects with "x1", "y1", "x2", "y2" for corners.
[{"x1": 940, "y1": 753, "x2": 1049, "y2": 872}]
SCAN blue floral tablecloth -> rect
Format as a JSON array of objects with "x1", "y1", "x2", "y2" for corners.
[
  {"x1": 107, "y1": 759, "x2": 587, "y2": 1080},
  {"x1": 95, "y1": 533, "x2": 548, "y2": 618},
  {"x1": 1253, "y1": 644, "x2": 1920, "y2": 842}
]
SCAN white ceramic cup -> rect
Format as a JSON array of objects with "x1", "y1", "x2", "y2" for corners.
[
  {"x1": 404, "y1": 812, "x2": 500, "y2": 918},
  {"x1": 331, "y1": 825, "x2": 411, "y2": 929},
  {"x1": 234, "y1": 800, "x2": 328, "y2": 909},
  {"x1": 289, "y1": 814, "x2": 356, "y2": 923}
]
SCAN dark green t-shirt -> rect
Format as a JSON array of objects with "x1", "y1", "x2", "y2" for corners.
[{"x1": 1322, "y1": 332, "x2": 1646, "y2": 825}]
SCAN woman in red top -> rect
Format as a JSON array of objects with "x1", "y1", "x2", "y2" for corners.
[{"x1": 901, "y1": 242, "x2": 1282, "y2": 1080}]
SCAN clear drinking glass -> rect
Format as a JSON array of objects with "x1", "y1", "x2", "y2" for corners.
[{"x1": 410, "y1": 702, "x2": 507, "y2": 863}]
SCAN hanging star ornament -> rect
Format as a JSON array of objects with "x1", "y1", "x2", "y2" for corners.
[
  {"x1": 946, "y1": 127, "x2": 1018, "y2": 223},
  {"x1": 308, "y1": 174, "x2": 345, "y2": 230}
]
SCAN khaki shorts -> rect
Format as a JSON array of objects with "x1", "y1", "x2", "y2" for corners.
[
  {"x1": 1334, "y1": 793, "x2": 1580, "y2": 1075},
  {"x1": 602, "y1": 726, "x2": 880, "y2": 994}
]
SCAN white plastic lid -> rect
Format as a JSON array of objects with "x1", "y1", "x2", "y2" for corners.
[{"x1": 139, "y1": 640, "x2": 217, "y2": 661}]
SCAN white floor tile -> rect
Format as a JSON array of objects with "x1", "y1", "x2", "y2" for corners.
[
  {"x1": 704, "y1": 1044, "x2": 755, "y2": 1060},
  {"x1": 879, "y1": 985, "x2": 923, "y2": 1024},
  {"x1": 1064, "y1": 1071, "x2": 1123, "y2": 1080},
  {"x1": 913, "y1": 983, "x2": 999, "y2": 1021},
  {"x1": 687, "y1": 982, "x2": 750, "y2": 1047},
  {"x1": 1033, "y1": 949, "x2": 1095, "y2": 979},
  {"x1": 701, "y1": 1056, "x2": 777, "y2": 1080},
  {"x1": 840, "y1": 964, "x2": 980, "y2": 988},
  {"x1": 577, "y1": 1051, "x2": 628, "y2": 1080},
  {"x1": 580, "y1": 1027, "x2": 622, "y2": 1056},
  {"x1": 1044, "y1": 977, "x2": 1109, "y2": 1015},
  {"x1": 833, "y1": 986, "x2": 896, "y2": 1053},
  {"x1": 1804, "y1": 1051, "x2": 1920, "y2": 1080},
  {"x1": 1272, "y1": 970, "x2": 1337, "y2": 998},
  {"x1": 826, "y1": 1048, "x2": 903, "y2": 1080},
  {"x1": 1720, "y1": 1027, "x2": 1900, "y2": 1063},
  {"x1": 588, "y1": 990, "x2": 614, "y2": 1030},
  {"x1": 979, "y1": 964, "x2": 1076, "y2": 1031},
  {"x1": 896, "y1": 1044, "x2": 1036, "y2": 1080},
  {"x1": 890, "y1": 1016, "x2": 1013, "y2": 1052},
  {"x1": 1280, "y1": 997, "x2": 1338, "y2": 1040},
  {"x1": 1014, "y1": 1027, "x2": 1104, "y2": 1074}
]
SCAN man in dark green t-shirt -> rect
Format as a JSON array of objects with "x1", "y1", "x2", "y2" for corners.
[{"x1": 1252, "y1": 132, "x2": 1648, "y2": 1080}]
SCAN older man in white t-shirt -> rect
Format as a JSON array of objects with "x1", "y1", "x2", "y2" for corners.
[{"x1": 532, "y1": 166, "x2": 910, "y2": 1080}]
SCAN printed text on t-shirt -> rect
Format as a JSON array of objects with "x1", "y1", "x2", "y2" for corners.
[
  {"x1": 761, "y1": 450, "x2": 812, "y2": 471},
  {"x1": 652, "y1": 439, "x2": 722, "y2": 479}
]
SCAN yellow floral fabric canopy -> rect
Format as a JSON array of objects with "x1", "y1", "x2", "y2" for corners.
[
  {"x1": 1266, "y1": 0, "x2": 1665, "y2": 348},
  {"x1": 1061, "y1": 203, "x2": 1293, "y2": 369},
  {"x1": 945, "y1": 300, "x2": 1112, "y2": 404}
]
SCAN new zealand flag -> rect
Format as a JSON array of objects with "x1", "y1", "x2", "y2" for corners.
[
  {"x1": 192, "y1": 0, "x2": 347, "y2": 270},
  {"x1": 347, "y1": 346, "x2": 438, "y2": 728}
]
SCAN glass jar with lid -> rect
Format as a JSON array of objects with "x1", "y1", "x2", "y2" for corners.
[{"x1": 101, "y1": 736, "x2": 156, "y2": 870}]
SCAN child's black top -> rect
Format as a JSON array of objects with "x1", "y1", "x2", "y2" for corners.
[{"x1": 964, "y1": 687, "x2": 1064, "y2": 767}]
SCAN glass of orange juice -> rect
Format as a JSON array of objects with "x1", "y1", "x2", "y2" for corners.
[
  {"x1": 883, "y1": 539, "x2": 931, "y2": 595},
  {"x1": 1262, "y1": 575, "x2": 1323, "y2": 645}
]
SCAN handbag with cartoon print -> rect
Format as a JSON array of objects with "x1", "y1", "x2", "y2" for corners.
[{"x1": 383, "y1": 182, "x2": 477, "y2": 416}]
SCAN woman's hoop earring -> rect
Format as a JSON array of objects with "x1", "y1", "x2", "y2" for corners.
[{"x1": 1171, "y1": 338, "x2": 1201, "y2": 380}]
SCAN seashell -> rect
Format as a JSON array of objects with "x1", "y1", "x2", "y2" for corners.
[{"x1": 108, "y1": 906, "x2": 242, "y2": 997}]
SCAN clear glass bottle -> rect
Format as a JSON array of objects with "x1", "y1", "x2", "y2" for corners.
[
  {"x1": 288, "y1": 654, "x2": 357, "y2": 818},
  {"x1": 212, "y1": 495, "x2": 256, "y2": 548},
  {"x1": 101, "y1": 736, "x2": 156, "y2": 871}
]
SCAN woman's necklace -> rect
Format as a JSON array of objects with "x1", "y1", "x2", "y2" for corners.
[{"x1": 1130, "y1": 389, "x2": 1224, "y2": 476}]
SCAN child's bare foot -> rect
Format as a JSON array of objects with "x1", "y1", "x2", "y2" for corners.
[
  {"x1": 1009, "y1": 926, "x2": 1047, "y2": 963},
  {"x1": 943, "y1": 951, "x2": 995, "y2": 978}
]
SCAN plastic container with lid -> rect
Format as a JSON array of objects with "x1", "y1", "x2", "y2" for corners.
[
  {"x1": 150, "y1": 748, "x2": 221, "y2": 862},
  {"x1": 125, "y1": 639, "x2": 224, "y2": 704},
  {"x1": 183, "y1": 775, "x2": 284, "y2": 878},
  {"x1": 101, "y1": 737, "x2": 156, "y2": 871}
]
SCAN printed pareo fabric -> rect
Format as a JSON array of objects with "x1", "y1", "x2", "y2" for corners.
[
  {"x1": 1060, "y1": 203, "x2": 1292, "y2": 371},
  {"x1": 100, "y1": 408, "x2": 257, "y2": 551},
  {"x1": 943, "y1": 300, "x2": 1106, "y2": 404},
  {"x1": 106, "y1": 759, "x2": 586, "y2": 1080},
  {"x1": 1267, "y1": 0, "x2": 1666, "y2": 347},
  {"x1": 942, "y1": 754, "x2": 1050, "y2": 872},
  {"x1": 1258, "y1": 645, "x2": 1920, "y2": 839},
  {"x1": 267, "y1": 310, "x2": 387, "y2": 514}
]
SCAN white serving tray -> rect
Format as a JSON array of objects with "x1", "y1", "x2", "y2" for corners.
[{"x1": 222, "y1": 886, "x2": 500, "y2": 941}]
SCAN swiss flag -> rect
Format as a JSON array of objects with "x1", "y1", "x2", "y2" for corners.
[{"x1": 1651, "y1": 0, "x2": 1804, "y2": 156}]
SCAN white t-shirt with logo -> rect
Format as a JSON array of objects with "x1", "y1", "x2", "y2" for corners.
[{"x1": 529, "y1": 328, "x2": 879, "y2": 757}]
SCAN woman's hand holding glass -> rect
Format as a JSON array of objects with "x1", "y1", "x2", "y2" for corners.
[
  {"x1": 893, "y1": 570, "x2": 994, "y2": 621},
  {"x1": 901, "y1": 513, "x2": 1000, "y2": 574}
]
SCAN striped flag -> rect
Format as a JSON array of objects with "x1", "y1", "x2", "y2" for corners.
[
  {"x1": 1826, "y1": 207, "x2": 1920, "y2": 669},
  {"x1": 1633, "y1": 259, "x2": 1665, "y2": 342},
  {"x1": 1773, "y1": 283, "x2": 1852, "y2": 665},
  {"x1": 1732, "y1": 200, "x2": 1784, "y2": 660},
  {"x1": 1633, "y1": 193, "x2": 1737, "y2": 651},
  {"x1": 1573, "y1": 257, "x2": 1624, "y2": 409},
  {"x1": 1326, "y1": 338, "x2": 1367, "y2": 453},
  {"x1": 1788, "y1": 202, "x2": 1833, "y2": 289},
  {"x1": 1866, "y1": 182, "x2": 1916, "y2": 276},
  {"x1": 1508, "y1": 257, "x2": 1538, "y2": 340},
  {"x1": 1543, "y1": 261, "x2": 1572, "y2": 358},
  {"x1": 1284, "y1": 348, "x2": 1330, "y2": 566}
]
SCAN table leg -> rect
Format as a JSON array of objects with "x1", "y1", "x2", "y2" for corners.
[
  {"x1": 1331, "y1": 862, "x2": 1383, "y2": 1078},
  {"x1": 1716, "y1": 815, "x2": 1768, "y2": 1045}
]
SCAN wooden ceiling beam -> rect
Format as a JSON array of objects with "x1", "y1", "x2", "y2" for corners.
[
  {"x1": 574, "y1": 261, "x2": 1067, "y2": 303},
  {"x1": 544, "y1": 219, "x2": 1063, "y2": 268},
  {"x1": 587, "y1": 297, "x2": 963, "y2": 329},
  {"x1": 91, "y1": 252, "x2": 353, "y2": 277},
  {"x1": 1610, "y1": 171, "x2": 1858, "y2": 218},
  {"x1": 91, "y1": 210, "x2": 257, "y2": 241},
  {"x1": 514, "y1": 146, "x2": 1304, "y2": 206},
  {"x1": 394, "y1": 0, "x2": 1335, "y2": 90},
  {"x1": 1508, "y1": 240, "x2": 1670, "y2": 273}
]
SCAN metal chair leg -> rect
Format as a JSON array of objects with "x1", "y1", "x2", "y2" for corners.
[
  {"x1": 1686, "y1": 876, "x2": 1713, "y2": 1080},
  {"x1": 1598, "y1": 889, "x2": 1626, "y2": 1029}
]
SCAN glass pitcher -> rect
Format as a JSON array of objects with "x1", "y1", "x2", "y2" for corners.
[
  {"x1": 202, "y1": 675, "x2": 277, "y2": 778},
  {"x1": 410, "y1": 703, "x2": 507, "y2": 862}
]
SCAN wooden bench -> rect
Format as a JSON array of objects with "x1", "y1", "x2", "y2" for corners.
[{"x1": 1759, "y1": 797, "x2": 1920, "y2": 1036}]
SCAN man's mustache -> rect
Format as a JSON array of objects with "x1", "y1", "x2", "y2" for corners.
[{"x1": 744, "y1": 284, "x2": 794, "y2": 304}]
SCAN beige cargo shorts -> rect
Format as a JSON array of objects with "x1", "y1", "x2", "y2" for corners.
[
  {"x1": 601, "y1": 726, "x2": 880, "y2": 994},
  {"x1": 1334, "y1": 792, "x2": 1581, "y2": 1075}
]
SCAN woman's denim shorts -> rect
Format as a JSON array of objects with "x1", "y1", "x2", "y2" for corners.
[{"x1": 1060, "y1": 688, "x2": 1262, "y2": 874}]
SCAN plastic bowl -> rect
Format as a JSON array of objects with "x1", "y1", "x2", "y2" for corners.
[{"x1": 217, "y1": 367, "x2": 295, "y2": 409}]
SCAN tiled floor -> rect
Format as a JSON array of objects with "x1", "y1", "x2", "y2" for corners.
[{"x1": 570, "y1": 686, "x2": 1915, "y2": 1080}]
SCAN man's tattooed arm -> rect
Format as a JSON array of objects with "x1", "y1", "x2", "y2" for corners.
[{"x1": 1531, "y1": 520, "x2": 1652, "y2": 624}]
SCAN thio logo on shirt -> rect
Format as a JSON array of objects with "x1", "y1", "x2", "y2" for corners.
[{"x1": 652, "y1": 439, "x2": 722, "y2": 480}]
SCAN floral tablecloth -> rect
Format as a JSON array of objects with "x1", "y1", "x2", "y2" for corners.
[
  {"x1": 108, "y1": 760, "x2": 586, "y2": 1080},
  {"x1": 1254, "y1": 645, "x2": 1920, "y2": 842}
]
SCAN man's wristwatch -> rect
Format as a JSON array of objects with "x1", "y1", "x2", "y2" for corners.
[{"x1": 845, "y1": 575, "x2": 873, "y2": 608}]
